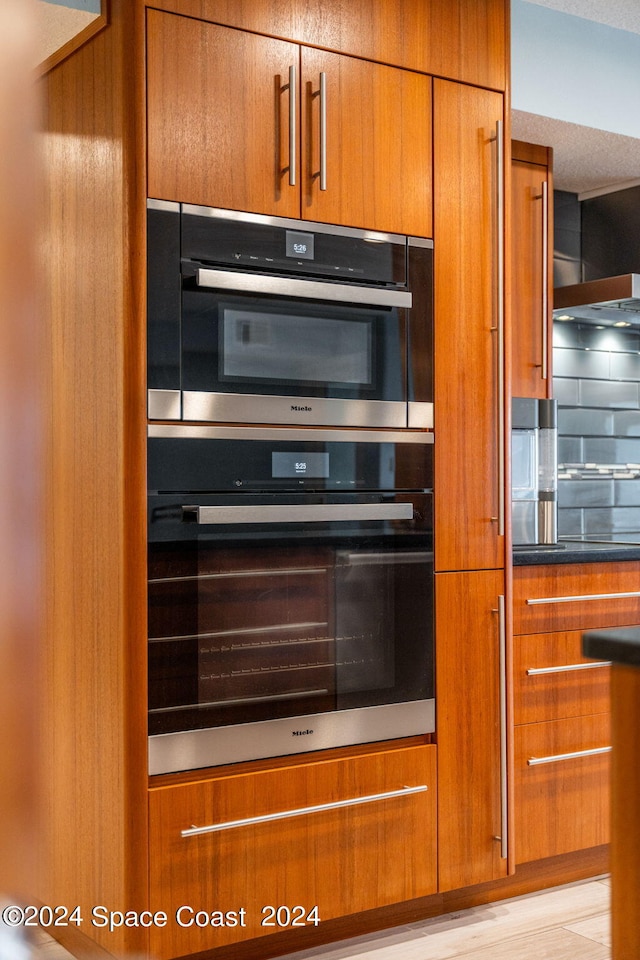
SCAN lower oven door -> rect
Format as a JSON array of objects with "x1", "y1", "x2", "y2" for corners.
[{"x1": 148, "y1": 493, "x2": 434, "y2": 774}]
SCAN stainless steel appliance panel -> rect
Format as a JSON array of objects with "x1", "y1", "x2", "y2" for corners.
[{"x1": 149, "y1": 701, "x2": 435, "y2": 775}]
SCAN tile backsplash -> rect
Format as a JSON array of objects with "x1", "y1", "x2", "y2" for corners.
[{"x1": 554, "y1": 321, "x2": 640, "y2": 538}]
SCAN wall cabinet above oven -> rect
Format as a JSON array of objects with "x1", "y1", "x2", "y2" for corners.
[{"x1": 146, "y1": 10, "x2": 433, "y2": 238}]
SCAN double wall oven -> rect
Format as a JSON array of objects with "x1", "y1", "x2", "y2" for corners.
[{"x1": 147, "y1": 203, "x2": 435, "y2": 775}]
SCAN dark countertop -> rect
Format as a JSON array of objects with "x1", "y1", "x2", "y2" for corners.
[
  {"x1": 513, "y1": 539, "x2": 640, "y2": 566},
  {"x1": 583, "y1": 627, "x2": 640, "y2": 667}
]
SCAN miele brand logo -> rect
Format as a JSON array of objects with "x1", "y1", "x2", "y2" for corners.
[
  {"x1": 292, "y1": 728, "x2": 314, "y2": 737},
  {"x1": 291, "y1": 405, "x2": 313, "y2": 412}
]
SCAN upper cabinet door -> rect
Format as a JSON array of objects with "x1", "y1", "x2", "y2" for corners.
[
  {"x1": 511, "y1": 142, "x2": 554, "y2": 399},
  {"x1": 433, "y1": 80, "x2": 506, "y2": 573},
  {"x1": 146, "y1": 11, "x2": 432, "y2": 236},
  {"x1": 300, "y1": 48, "x2": 432, "y2": 236},
  {"x1": 146, "y1": 10, "x2": 300, "y2": 218}
]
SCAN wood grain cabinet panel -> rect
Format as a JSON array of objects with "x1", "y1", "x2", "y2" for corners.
[
  {"x1": 511, "y1": 563, "x2": 628, "y2": 865},
  {"x1": 515, "y1": 715, "x2": 610, "y2": 863},
  {"x1": 514, "y1": 630, "x2": 610, "y2": 725},
  {"x1": 146, "y1": 0, "x2": 508, "y2": 92},
  {"x1": 511, "y1": 141, "x2": 553, "y2": 399},
  {"x1": 433, "y1": 80, "x2": 505, "y2": 572},
  {"x1": 300, "y1": 48, "x2": 432, "y2": 236},
  {"x1": 146, "y1": 10, "x2": 301, "y2": 219},
  {"x1": 148, "y1": 745, "x2": 437, "y2": 958},
  {"x1": 146, "y1": 9, "x2": 433, "y2": 236},
  {"x1": 513, "y1": 562, "x2": 640, "y2": 635},
  {"x1": 436, "y1": 569, "x2": 508, "y2": 890}
]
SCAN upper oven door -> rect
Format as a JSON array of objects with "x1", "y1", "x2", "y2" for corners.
[
  {"x1": 146, "y1": 203, "x2": 433, "y2": 429},
  {"x1": 179, "y1": 269, "x2": 410, "y2": 428}
]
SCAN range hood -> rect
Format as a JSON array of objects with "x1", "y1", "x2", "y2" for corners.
[{"x1": 554, "y1": 274, "x2": 640, "y2": 326}]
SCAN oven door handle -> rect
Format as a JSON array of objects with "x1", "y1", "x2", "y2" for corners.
[
  {"x1": 338, "y1": 550, "x2": 431, "y2": 565},
  {"x1": 195, "y1": 267, "x2": 412, "y2": 308},
  {"x1": 183, "y1": 503, "x2": 414, "y2": 525}
]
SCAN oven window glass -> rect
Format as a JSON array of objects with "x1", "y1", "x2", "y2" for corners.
[
  {"x1": 148, "y1": 529, "x2": 433, "y2": 737},
  {"x1": 180, "y1": 289, "x2": 404, "y2": 402},
  {"x1": 221, "y1": 308, "x2": 373, "y2": 386}
]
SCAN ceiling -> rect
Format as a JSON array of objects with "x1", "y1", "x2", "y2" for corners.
[
  {"x1": 36, "y1": 1, "x2": 101, "y2": 68},
  {"x1": 521, "y1": 0, "x2": 640, "y2": 35},
  {"x1": 513, "y1": 0, "x2": 640, "y2": 197}
]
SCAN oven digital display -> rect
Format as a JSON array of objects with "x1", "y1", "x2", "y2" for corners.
[
  {"x1": 285, "y1": 230, "x2": 315, "y2": 260},
  {"x1": 272, "y1": 452, "x2": 330, "y2": 478}
]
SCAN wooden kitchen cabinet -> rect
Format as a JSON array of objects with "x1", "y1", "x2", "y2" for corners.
[
  {"x1": 147, "y1": 12, "x2": 301, "y2": 221},
  {"x1": 299, "y1": 46, "x2": 432, "y2": 235},
  {"x1": 515, "y1": 715, "x2": 610, "y2": 863},
  {"x1": 146, "y1": 9, "x2": 433, "y2": 236},
  {"x1": 148, "y1": 745, "x2": 437, "y2": 958},
  {"x1": 510, "y1": 562, "x2": 633, "y2": 864},
  {"x1": 511, "y1": 141, "x2": 553, "y2": 398},
  {"x1": 145, "y1": 0, "x2": 508, "y2": 93},
  {"x1": 514, "y1": 630, "x2": 610, "y2": 725},
  {"x1": 513, "y1": 562, "x2": 640, "y2": 636},
  {"x1": 433, "y1": 79, "x2": 509, "y2": 891},
  {"x1": 40, "y1": 1, "x2": 530, "y2": 957},
  {"x1": 433, "y1": 80, "x2": 506, "y2": 573},
  {"x1": 436, "y1": 570, "x2": 508, "y2": 890}
]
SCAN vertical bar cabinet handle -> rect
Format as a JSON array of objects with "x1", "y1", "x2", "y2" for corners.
[
  {"x1": 319, "y1": 71, "x2": 327, "y2": 191},
  {"x1": 540, "y1": 180, "x2": 549, "y2": 379},
  {"x1": 493, "y1": 119, "x2": 506, "y2": 536},
  {"x1": 497, "y1": 593, "x2": 508, "y2": 860},
  {"x1": 288, "y1": 64, "x2": 297, "y2": 187}
]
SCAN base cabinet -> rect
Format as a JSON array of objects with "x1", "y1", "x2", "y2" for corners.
[
  {"x1": 515, "y1": 715, "x2": 610, "y2": 863},
  {"x1": 149, "y1": 745, "x2": 437, "y2": 959},
  {"x1": 511, "y1": 562, "x2": 635, "y2": 864},
  {"x1": 435, "y1": 570, "x2": 508, "y2": 890}
]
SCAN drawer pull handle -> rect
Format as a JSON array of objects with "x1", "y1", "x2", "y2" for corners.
[
  {"x1": 526, "y1": 661, "x2": 612, "y2": 676},
  {"x1": 526, "y1": 590, "x2": 640, "y2": 605},
  {"x1": 180, "y1": 785, "x2": 428, "y2": 837},
  {"x1": 527, "y1": 746, "x2": 611, "y2": 766}
]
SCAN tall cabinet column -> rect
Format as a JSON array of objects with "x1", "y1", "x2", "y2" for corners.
[{"x1": 433, "y1": 79, "x2": 510, "y2": 889}]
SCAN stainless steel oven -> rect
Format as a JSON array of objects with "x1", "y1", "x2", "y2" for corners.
[
  {"x1": 147, "y1": 202, "x2": 433, "y2": 430},
  {"x1": 147, "y1": 426, "x2": 434, "y2": 774}
]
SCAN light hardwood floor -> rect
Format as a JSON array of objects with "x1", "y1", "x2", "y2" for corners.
[{"x1": 30, "y1": 877, "x2": 611, "y2": 960}]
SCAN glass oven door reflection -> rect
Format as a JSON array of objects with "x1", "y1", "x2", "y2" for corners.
[
  {"x1": 194, "y1": 545, "x2": 337, "y2": 717},
  {"x1": 148, "y1": 530, "x2": 433, "y2": 738}
]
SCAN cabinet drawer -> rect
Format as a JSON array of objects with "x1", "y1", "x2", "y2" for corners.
[
  {"x1": 513, "y1": 562, "x2": 640, "y2": 635},
  {"x1": 515, "y1": 716, "x2": 610, "y2": 863},
  {"x1": 149, "y1": 745, "x2": 436, "y2": 959},
  {"x1": 514, "y1": 631, "x2": 610, "y2": 724}
]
